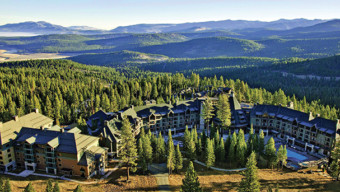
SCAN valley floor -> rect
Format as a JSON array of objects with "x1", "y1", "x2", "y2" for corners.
[{"x1": 0, "y1": 49, "x2": 78, "y2": 62}]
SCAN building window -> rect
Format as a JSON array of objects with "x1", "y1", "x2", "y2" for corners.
[
  {"x1": 9, "y1": 159, "x2": 12, "y2": 162},
  {"x1": 7, "y1": 149, "x2": 10, "y2": 153}
]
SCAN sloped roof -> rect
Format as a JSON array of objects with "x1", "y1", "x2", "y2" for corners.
[
  {"x1": 67, "y1": 127, "x2": 82, "y2": 134},
  {"x1": 57, "y1": 132, "x2": 98, "y2": 154},
  {"x1": 0, "y1": 112, "x2": 53, "y2": 145},
  {"x1": 78, "y1": 151, "x2": 95, "y2": 166},
  {"x1": 15, "y1": 127, "x2": 100, "y2": 155},
  {"x1": 251, "y1": 104, "x2": 337, "y2": 134}
]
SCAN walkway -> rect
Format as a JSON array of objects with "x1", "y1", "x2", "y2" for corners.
[
  {"x1": 149, "y1": 163, "x2": 171, "y2": 192},
  {"x1": 193, "y1": 160, "x2": 246, "y2": 172},
  {"x1": 3, "y1": 162, "x2": 123, "y2": 185},
  {"x1": 5, "y1": 170, "x2": 34, "y2": 177}
]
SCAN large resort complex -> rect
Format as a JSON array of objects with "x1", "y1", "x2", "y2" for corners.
[
  {"x1": 1, "y1": 87, "x2": 339, "y2": 179},
  {"x1": 0, "y1": 109, "x2": 108, "y2": 178},
  {"x1": 87, "y1": 88, "x2": 340, "y2": 163}
]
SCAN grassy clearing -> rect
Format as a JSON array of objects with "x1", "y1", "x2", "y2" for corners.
[
  {"x1": 3, "y1": 162, "x2": 340, "y2": 191},
  {"x1": 3, "y1": 167, "x2": 157, "y2": 192},
  {"x1": 169, "y1": 161, "x2": 340, "y2": 192}
]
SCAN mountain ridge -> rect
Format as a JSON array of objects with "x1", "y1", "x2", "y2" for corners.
[{"x1": 0, "y1": 19, "x2": 329, "y2": 35}]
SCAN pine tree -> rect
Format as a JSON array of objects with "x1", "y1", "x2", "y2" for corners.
[
  {"x1": 197, "y1": 137, "x2": 203, "y2": 157},
  {"x1": 265, "y1": 137, "x2": 277, "y2": 169},
  {"x1": 73, "y1": 185, "x2": 83, "y2": 192},
  {"x1": 275, "y1": 183, "x2": 280, "y2": 192},
  {"x1": 238, "y1": 152, "x2": 261, "y2": 192},
  {"x1": 329, "y1": 161, "x2": 339, "y2": 181},
  {"x1": 0, "y1": 177, "x2": 4, "y2": 192},
  {"x1": 229, "y1": 131, "x2": 237, "y2": 166},
  {"x1": 167, "y1": 130, "x2": 176, "y2": 174},
  {"x1": 4, "y1": 179, "x2": 11, "y2": 192},
  {"x1": 331, "y1": 140, "x2": 340, "y2": 160},
  {"x1": 205, "y1": 138, "x2": 215, "y2": 168},
  {"x1": 225, "y1": 130, "x2": 231, "y2": 159},
  {"x1": 175, "y1": 144, "x2": 183, "y2": 173},
  {"x1": 282, "y1": 145, "x2": 287, "y2": 169},
  {"x1": 201, "y1": 97, "x2": 214, "y2": 136},
  {"x1": 187, "y1": 134, "x2": 196, "y2": 160},
  {"x1": 217, "y1": 137, "x2": 225, "y2": 162},
  {"x1": 138, "y1": 136, "x2": 147, "y2": 173},
  {"x1": 143, "y1": 132, "x2": 153, "y2": 170},
  {"x1": 216, "y1": 94, "x2": 231, "y2": 130},
  {"x1": 45, "y1": 179, "x2": 53, "y2": 192},
  {"x1": 45, "y1": 96, "x2": 53, "y2": 118},
  {"x1": 54, "y1": 94, "x2": 61, "y2": 125},
  {"x1": 277, "y1": 145, "x2": 287, "y2": 170},
  {"x1": 247, "y1": 127, "x2": 255, "y2": 157},
  {"x1": 192, "y1": 127, "x2": 198, "y2": 145},
  {"x1": 258, "y1": 130, "x2": 265, "y2": 155},
  {"x1": 214, "y1": 129, "x2": 220, "y2": 148},
  {"x1": 181, "y1": 161, "x2": 202, "y2": 192},
  {"x1": 184, "y1": 126, "x2": 191, "y2": 151},
  {"x1": 24, "y1": 182, "x2": 35, "y2": 192},
  {"x1": 120, "y1": 117, "x2": 138, "y2": 181},
  {"x1": 155, "y1": 132, "x2": 166, "y2": 163},
  {"x1": 236, "y1": 129, "x2": 247, "y2": 167},
  {"x1": 52, "y1": 181, "x2": 60, "y2": 192},
  {"x1": 267, "y1": 185, "x2": 273, "y2": 192},
  {"x1": 277, "y1": 145, "x2": 284, "y2": 170}
]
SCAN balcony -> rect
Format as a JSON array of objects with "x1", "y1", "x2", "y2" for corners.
[{"x1": 46, "y1": 163, "x2": 56, "y2": 168}]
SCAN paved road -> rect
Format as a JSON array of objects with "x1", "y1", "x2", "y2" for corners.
[{"x1": 149, "y1": 164, "x2": 171, "y2": 192}]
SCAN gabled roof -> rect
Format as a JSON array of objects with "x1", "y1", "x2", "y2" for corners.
[
  {"x1": 15, "y1": 127, "x2": 100, "y2": 154},
  {"x1": 78, "y1": 151, "x2": 95, "y2": 166},
  {"x1": 251, "y1": 104, "x2": 338, "y2": 134},
  {"x1": 0, "y1": 112, "x2": 53, "y2": 145},
  {"x1": 57, "y1": 132, "x2": 99, "y2": 154}
]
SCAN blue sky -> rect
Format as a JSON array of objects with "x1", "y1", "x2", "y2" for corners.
[{"x1": 0, "y1": 0, "x2": 339, "y2": 29}]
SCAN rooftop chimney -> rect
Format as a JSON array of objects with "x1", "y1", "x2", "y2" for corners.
[
  {"x1": 317, "y1": 114, "x2": 321, "y2": 117},
  {"x1": 34, "y1": 108, "x2": 39, "y2": 113},
  {"x1": 0, "y1": 122, "x2": 2, "y2": 128},
  {"x1": 40, "y1": 126, "x2": 44, "y2": 130},
  {"x1": 60, "y1": 128, "x2": 64, "y2": 133},
  {"x1": 288, "y1": 101, "x2": 294, "y2": 109},
  {"x1": 308, "y1": 112, "x2": 314, "y2": 121},
  {"x1": 13, "y1": 115, "x2": 19, "y2": 122}
]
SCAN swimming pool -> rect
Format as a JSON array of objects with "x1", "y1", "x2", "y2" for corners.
[{"x1": 286, "y1": 149, "x2": 308, "y2": 161}]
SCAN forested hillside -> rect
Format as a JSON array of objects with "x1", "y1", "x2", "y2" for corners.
[
  {"x1": 70, "y1": 50, "x2": 169, "y2": 67},
  {"x1": 270, "y1": 55, "x2": 340, "y2": 76},
  {"x1": 1, "y1": 30, "x2": 339, "y2": 58},
  {"x1": 0, "y1": 59, "x2": 338, "y2": 127},
  {"x1": 69, "y1": 52, "x2": 340, "y2": 108},
  {"x1": 135, "y1": 37, "x2": 264, "y2": 58}
]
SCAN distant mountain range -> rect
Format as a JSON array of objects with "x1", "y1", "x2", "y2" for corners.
[
  {"x1": 110, "y1": 18, "x2": 326, "y2": 33},
  {"x1": 0, "y1": 21, "x2": 105, "y2": 35},
  {"x1": 0, "y1": 18, "x2": 335, "y2": 35}
]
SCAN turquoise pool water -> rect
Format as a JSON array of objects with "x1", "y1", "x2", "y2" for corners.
[{"x1": 286, "y1": 149, "x2": 308, "y2": 161}]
